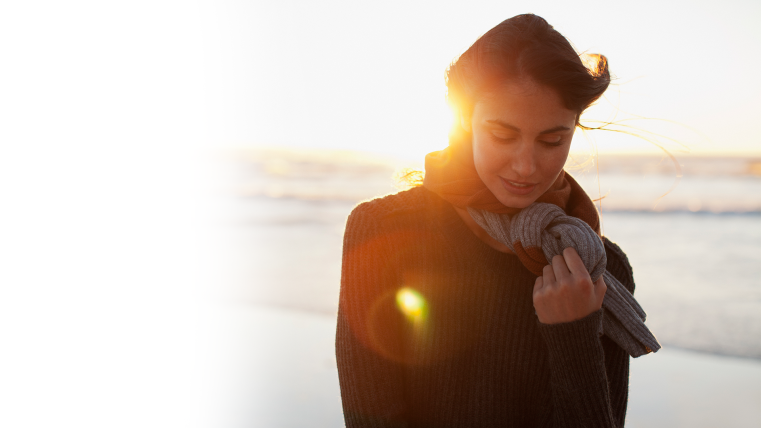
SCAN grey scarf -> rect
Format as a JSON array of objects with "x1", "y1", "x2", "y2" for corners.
[{"x1": 467, "y1": 203, "x2": 661, "y2": 358}]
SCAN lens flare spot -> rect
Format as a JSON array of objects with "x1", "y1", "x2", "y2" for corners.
[{"x1": 396, "y1": 288, "x2": 428, "y2": 322}]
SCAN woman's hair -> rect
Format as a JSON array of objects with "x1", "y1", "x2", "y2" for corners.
[
  {"x1": 397, "y1": 14, "x2": 611, "y2": 189},
  {"x1": 446, "y1": 14, "x2": 610, "y2": 125}
]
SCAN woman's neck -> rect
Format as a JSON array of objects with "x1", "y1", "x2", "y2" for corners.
[{"x1": 453, "y1": 206, "x2": 514, "y2": 254}]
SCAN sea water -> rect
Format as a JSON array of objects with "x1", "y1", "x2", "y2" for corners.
[{"x1": 221, "y1": 148, "x2": 761, "y2": 359}]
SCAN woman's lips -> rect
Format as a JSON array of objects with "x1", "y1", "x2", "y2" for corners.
[{"x1": 500, "y1": 177, "x2": 537, "y2": 195}]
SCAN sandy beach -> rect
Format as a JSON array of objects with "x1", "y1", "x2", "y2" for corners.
[{"x1": 215, "y1": 304, "x2": 761, "y2": 428}]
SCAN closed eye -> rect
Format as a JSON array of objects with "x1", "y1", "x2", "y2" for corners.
[
  {"x1": 540, "y1": 140, "x2": 564, "y2": 147},
  {"x1": 539, "y1": 135, "x2": 564, "y2": 146},
  {"x1": 492, "y1": 134, "x2": 517, "y2": 142}
]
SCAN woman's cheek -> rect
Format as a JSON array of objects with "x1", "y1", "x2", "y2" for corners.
[{"x1": 481, "y1": 145, "x2": 503, "y2": 177}]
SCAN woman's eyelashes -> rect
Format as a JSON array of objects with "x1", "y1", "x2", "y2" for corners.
[
  {"x1": 491, "y1": 133, "x2": 565, "y2": 147},
  {"x1": 493, "y1": 135, "x2": 517, "y2": 143},
  {"x1": 491, "y1": 132, "x2": 519, "y2": 142},
  {"x1": 540, "y1": 138, "x2": 564, "y2": 147}
]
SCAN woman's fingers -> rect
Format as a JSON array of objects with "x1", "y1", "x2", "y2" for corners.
[
  {"x1": 551, "y1": 253, "x2": 571, "y2": 283},
  {"x1": 542, "y1": 263, "x2": 556, "y2": 286},
  {"x1": 560, "y1": 247, "x2": 594, "y2": 293},
  {"x1": 533, "y1": 276, "x2": 543, "y2": 294},
  {"x1": 533, "y1": 248, "x2": 606, "y2": 325},
  {"x1": 561, "y1": 247, "x2": 589, "y2": 278}
]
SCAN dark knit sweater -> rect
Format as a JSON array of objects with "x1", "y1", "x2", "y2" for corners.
[{"x1": 335, "y1": 186, "x2": 635, "y2": 428}]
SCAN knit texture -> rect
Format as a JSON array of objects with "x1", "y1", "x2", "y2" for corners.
[
  {"x1": 467, "y1": 204, "x2": 661, "y2": 357},
  {"x1": 336, "y1": 187, "x2": 634, "y2": 427}
]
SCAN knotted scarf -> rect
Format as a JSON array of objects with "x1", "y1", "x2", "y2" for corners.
[{"x1": 423, "y1": 143, "x2": 660, "y2": 357}]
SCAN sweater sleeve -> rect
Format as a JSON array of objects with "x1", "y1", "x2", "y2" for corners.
[
  {"x1": 535, "y1": 240, "x2": 635, "y2": 428},
  {"x1": 335, "y1": 203, "x2": 409, "y2": 428}
]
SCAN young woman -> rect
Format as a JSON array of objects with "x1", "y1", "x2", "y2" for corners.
[{"x1": 336, "y1": 14, "x2": 656, "y2": 427}]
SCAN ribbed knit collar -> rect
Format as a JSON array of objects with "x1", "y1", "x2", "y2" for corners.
[{"x1": 426, "y1": 187, "x2": 521, "y2": 265}]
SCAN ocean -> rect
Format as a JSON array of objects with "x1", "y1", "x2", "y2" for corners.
[{"x1": 221, "y1": 148, "x2": 761, "y2": 360}]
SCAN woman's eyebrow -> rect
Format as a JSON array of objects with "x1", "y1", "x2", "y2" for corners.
[
  {"x1": 538, "y1": 125, "x2": 571, "y2": 135},
  {"x1": 486, "y1": 119, "x2": 520, "y2": 131},
  {"x1": 485, "y1": 120, "x2": 571, "y2": 135}
]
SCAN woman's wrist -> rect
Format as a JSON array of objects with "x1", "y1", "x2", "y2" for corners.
[{"x1": 537, "y1": 307, "x2": 605, "y2": 353}]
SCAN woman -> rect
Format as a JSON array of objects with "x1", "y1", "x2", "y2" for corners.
[{"x1": 336, "y1": 14, "x2": 656, "y2": 427}]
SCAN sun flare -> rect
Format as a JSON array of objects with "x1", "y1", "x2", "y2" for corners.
[{"x1": 395, "y1": 287, "x2": 428, "y2": 322}]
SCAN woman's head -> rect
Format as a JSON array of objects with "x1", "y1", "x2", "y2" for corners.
[
  {"x1": 446, "y1": 14, "x2": 610, "y2": 208},
  {"x1": 446, "y1": 14, "x2": 610, "y2": 124}
]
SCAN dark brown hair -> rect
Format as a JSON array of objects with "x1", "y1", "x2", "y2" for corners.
[
  {"x1": 446, "y1": 14, "x2": 610, "y2": 125},
  {"x1": 398, "y1": 14, "x2": 611, "y2": 189}
]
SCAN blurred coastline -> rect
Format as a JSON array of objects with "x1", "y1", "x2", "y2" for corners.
[
  {"x1": 214, "y1": 147, "x2": 761, "y2": 427},
  {"x1": 222, "y1": 147, "x2": 761, "y2": 359},
  {"x1": 229, "y1": 147, "x2": 761, "y2": 213}
]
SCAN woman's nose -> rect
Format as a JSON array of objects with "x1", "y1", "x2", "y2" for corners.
[{"x1": 511, "y1": 141, "x2": 536, "y2": 178}]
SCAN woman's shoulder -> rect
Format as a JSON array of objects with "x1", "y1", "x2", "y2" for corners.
[
  {"x1": 347, "y1": 186, "x2": 442, "y2": 227},
  {"x1": 601, "y1": 236, "x2": 636, "y2": 294},
  {"x1": 343, "y1": 186, "x2": 447, "y2": 248}
]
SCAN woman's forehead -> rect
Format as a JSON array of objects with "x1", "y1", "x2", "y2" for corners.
[{"x1": 473, "y1": 80, "x2": 576, "y2": 129}]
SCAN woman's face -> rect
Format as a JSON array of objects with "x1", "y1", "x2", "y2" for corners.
[{"x1": 463, "y1": 79, "x2": 577, "y2": 209}]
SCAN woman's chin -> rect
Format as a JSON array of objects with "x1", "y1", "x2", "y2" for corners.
[{"x1": 495, "y1": 193, "x2": 537, "y2": 209}]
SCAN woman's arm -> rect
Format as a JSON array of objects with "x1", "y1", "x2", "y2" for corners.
[
  {"x1": 335, "y1": 203, "x2": 409, "y2": 428},
  {"x1": 537, "y1": 308, "x2": 629, "y2": 428},
  {"x1": 534, "y1": 241, "x2": 635, "y2": 428}
]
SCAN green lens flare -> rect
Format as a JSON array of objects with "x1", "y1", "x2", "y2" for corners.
[{"x1": 396, "y1": 288, "x2": 428, "y2": 322}]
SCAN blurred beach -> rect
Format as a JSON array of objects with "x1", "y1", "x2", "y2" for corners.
[{"x1": 215, "y1": 148, "x2": 761, "y2": 427}]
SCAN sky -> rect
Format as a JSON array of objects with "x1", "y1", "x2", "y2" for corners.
[
  {"x1": 204, "y1": 0, "x2": 761, "y2": 160},
  {"x1": 2, "y1": 0, "x2": 759, "y2": 161}
]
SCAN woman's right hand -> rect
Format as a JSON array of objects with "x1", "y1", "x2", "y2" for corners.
[{"x1": 532, "y1": 247, "x2": 607, "y2": 325}]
